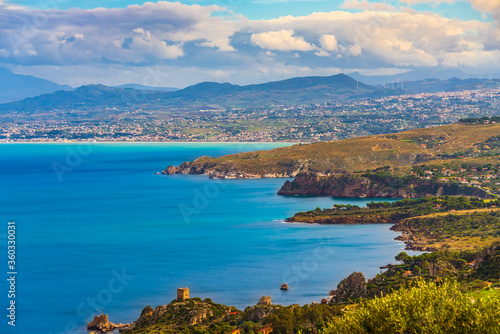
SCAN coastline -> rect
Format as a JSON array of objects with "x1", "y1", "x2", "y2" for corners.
[
  {"x1": 0, "y1": 141, "x2": 302, "y2": 144},
  {"x1": 0, "y1": 141, "x2": 300, "y2": 145}
]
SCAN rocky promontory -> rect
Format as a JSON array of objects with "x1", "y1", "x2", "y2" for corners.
[
  {"x1": 162, "y1": 160, "x2": 299, "y2": 179},
  {"x1": 87, "y1": 314, "x2": 131, "y2": 333},
  {"x1": 278, "y1": 172, "x2": 494, "y2": 199}
]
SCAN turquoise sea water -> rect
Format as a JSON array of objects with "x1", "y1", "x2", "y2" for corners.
[{"x1": 0, "y1": 143, "x2": 416, "y2": 333}]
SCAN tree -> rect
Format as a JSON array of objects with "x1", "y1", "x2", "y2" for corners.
[
  {"x1": 395, "y1": 252, "x2": 408, "y2": 262},
  {"x1": 413, "y1": 266, "x2": 422, "y2": 276}
]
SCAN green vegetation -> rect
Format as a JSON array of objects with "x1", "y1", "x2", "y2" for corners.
[
  {"x1": 178, "y1": 123, "x2": 500, "y2": 175},
  {"x1": 288, "y1": 196, "x2": 499, "y2": 225},
  {"x1": 396, "y1": 210, "x2": 500, "y2": 251},
  {"x1": 323, "y1": 280, "x2": 500, "y2": 334},
  {"x1": 123, "y1": 299, "x2": 343, "y2": 334},
  {"x1": 459, "y1": 116, "x2": 500, "y2": 125},
  {"x1": 289, "y1": 197, "x2": 500, "y2": 251},
  {"x1": 122, "y1": 196, "x2": 500, "y2": 333}
]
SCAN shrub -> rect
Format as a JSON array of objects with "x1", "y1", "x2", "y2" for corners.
[{"x1": 322, "y1": 279, "x2": 500, "y2": 334}]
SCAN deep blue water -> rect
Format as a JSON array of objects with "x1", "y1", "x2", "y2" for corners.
[{"x1": 0, "y1": 143, "x2": 416, "y2": 333}]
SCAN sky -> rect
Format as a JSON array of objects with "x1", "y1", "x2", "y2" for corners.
[{"x1": 1, "y1": 0, "x2": 500, "y2": 88}]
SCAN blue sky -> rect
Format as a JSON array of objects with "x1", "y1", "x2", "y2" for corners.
[
  {"x1": 6, "y1": 0, "x2": 491, "y2": 21},
  {"x1": 1, "y1": 0, "x2": 499, "y2": 87}
]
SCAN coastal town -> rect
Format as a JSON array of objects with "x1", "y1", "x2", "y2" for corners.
[{"x1": 1, "y1": 88, "x2": 498, "y2": 142}]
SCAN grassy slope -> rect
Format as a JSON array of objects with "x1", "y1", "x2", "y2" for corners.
[
  {"x1": 180, "y1": 124, "x2": 500, "y2": 174},
  {"x1": 288, "y1": 197, "x2": 500, "y2": 251}
]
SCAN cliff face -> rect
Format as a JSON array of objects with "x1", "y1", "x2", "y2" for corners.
[{"x1": 278, "y1": 173, "x2": 494, "y2": 199}]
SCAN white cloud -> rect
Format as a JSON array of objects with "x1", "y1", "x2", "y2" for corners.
[
  {"x1": 0, "y1": 1, "x2": 236, "y2": 65},
  {"x1": 250, "y1": 29, "x2": 316, "y2": 51},
  {"x1": 319, "y1": 35, "x2": 338, "y2": 51},
  {"x1": 399, "y1": 0, "x2": 455, "y2": 4},
  {"x1": 341, "y1": 0, "x2": 398, "y2": 11},
  {"x1": 1, "y1": 1, "x2": 500, "y2": 86},
  {"x1": 467, "y1": 0, "x2": 500, "y2": 13}
]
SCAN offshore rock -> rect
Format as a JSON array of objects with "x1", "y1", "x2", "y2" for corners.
[
  {"x1": 329, "y1": 272, "x2": 367, "y2": 303},
  {"x1": 87, "y1": 314, "x2": 130, "y2": 333},
  {"x1": 162, "y1": 165, "x2": 178, "y2": 175}
]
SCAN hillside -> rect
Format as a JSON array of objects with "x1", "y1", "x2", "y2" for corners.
[
  {"x1": 0, "y1": 74, "x2": 380, "y2": 112},
  {"x1": 114, "y1": 83, "x2": 178, "y2": 92},
  {"x1": 166, "y1": 123, "x2": 500, "y2": 178},
  {"x1": 0, "y1": 67, "x2": 72, "y2": 103}
]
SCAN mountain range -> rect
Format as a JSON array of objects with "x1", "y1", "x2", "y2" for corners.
[
  {"x1": 0, "y1": 74, "x2": 377, "y2": 112},
  {"x1": 1, "y1": 69, "x2": 499, "y2": 113}
]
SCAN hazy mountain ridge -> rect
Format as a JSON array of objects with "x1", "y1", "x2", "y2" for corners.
[
  {"x1": 0, "y1": 67, "x2": 73, "y2": 103},
  {"x1": 1, "y1": 71, "x2": 499, "y2": 113},
  {"x1": 0, "y1": 73, "x2": 378, "y2": 112}
]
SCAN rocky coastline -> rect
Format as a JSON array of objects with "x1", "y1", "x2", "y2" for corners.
[
  {"x1": 162, "y1": 162, "x2": 296, "y2": 179},
  {"x1": 278, "y1": 172, "x2": 495, "y2": 199}
]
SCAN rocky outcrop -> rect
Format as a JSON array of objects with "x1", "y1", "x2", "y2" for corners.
[
  {"x1": 329, "y1": 272, "x2": 367, "y2": 303},
  {"x1": 278, "y1": 173, "x2": 494, "y2": 199},
  {"x1": 162, "y1": 156, "x2": 302, "y2": 179},
  {"x1": 243, "y1": 305, "x2": 282, "y2": 322},
  {"x1": 162, "y1": 165, "x2": 177, "y2": 175},
  {"x1": 163, "y1": 164, "x2": 296, "y2": 179},
  {"x1": 280, "y1": 283, "x2": 289, "y2": 290},
  {"x1": 429, "y1": 260, "x2": 457, "y2": 276},
  {"x1": 393, "y1": 232, "x2": 438, "y2": 252},
  {"x1": 126, "y1": 298, "x2": 232, "y2": 332},
  {"x1": 87, "y1": 314, "x2": 130, "y2": 333},
  {"x1": 473, "y1": 243, "x2": 500, "y2": 270}
]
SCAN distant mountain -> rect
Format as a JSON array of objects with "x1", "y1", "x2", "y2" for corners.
[
  {"x1": 0, "y1": 84, "x2": 160, "y2": 112},
  {"x1": 3, "y1": 72, "x2": 498, "y2": 114},
  {"x1": 0, "y1": 74, "x2": 378, "y2": 112},
  {"x1": 114, "y1": 83, "x2": 178, "y2": 92},
  {"x1": 396, "y1": 77, "x2": 499, "y2": 94},
  {"x1": 348, "y1": 69, "x2": 473, "y2": 86},
  {"x1": 0, "y1": 67, "x2": 73, "y2": 103}
]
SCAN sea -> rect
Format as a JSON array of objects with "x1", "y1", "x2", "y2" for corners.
[{"x1": 0, "y1": 143, "x2": 418, "y2": 333}]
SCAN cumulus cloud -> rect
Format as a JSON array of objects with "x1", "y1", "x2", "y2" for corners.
[
  {"x1": 341, "y1": 0, "x2": 398, "y2": 11},
  {"x1": 250, "y1": 29, "x2": 316, "y2": 51},
  {"x1": 319, "y1": 35, "x2": 338, "y2": 51},
  {"x1": 468, "y1": 0, "x2": 500, "y2": 13},
  {"x1": 1, "y1": 1, "x2": 500, "y2": 86},
  {"x1": 0, "y1": 1, "x2": 236, "y2": 65},
  {"x1": 399, "y1": 0, "x2": 455, "y2": 4}
]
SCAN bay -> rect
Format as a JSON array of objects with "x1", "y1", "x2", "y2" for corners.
[{"x1": 0, "y1": 143, "x2": 415, "y2": 333}]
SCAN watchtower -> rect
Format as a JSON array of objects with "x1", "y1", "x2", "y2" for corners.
[{"x1": 177, "y1": 287, "x2": 189, "y2": 301}]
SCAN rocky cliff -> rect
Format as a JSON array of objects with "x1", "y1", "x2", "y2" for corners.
[
  {"x1": 278, "y1": 173, "x2": 494, "y2": 199},
  {"x1": 162, "y1": 161, "x2": 297, "y2": 179},
  {"x1": 329, "y1": 272, "x2": 367, "y2": 303}
]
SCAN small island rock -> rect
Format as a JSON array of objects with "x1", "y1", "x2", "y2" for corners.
[
  {"x1": 280, "y1": 283, "x2": 289, "y2": 290},
  {"x1": 162, "y1": 165, "x2": 177, "y2": 175},
  {"x1": 87, "y1": 314, "x2": 130, "y2": 333}
]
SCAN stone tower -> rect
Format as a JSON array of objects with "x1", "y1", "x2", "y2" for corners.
[
  {"x1": 177, "y1": 287, "x2": 189, "y2": 301},
  {"x1": 258, "y1": 296, "x2": 271, "y2": 305}
]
